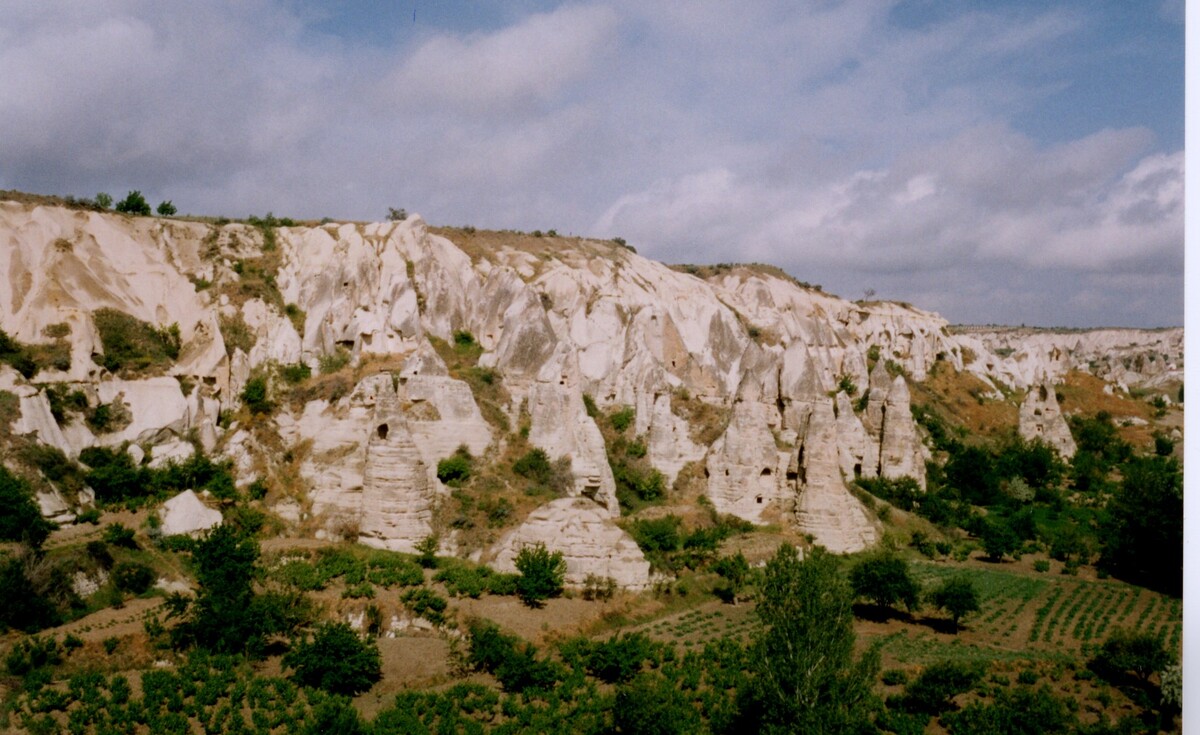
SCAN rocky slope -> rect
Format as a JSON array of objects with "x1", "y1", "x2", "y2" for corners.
[{"x1": 0, "y1": 199, "x2": 1183, "y2": 583}]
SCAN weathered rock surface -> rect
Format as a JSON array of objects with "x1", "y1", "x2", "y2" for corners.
[
  {"x1": 0, "y1": 199, "x2": 1180, "y2": 560},
  {"x1": 706, "y1": 401, "x2": 785, "y2": 523},
  {"x1": 794, "y1": 399, "x2": 879, "y2": 553},
  {"x1": 879, "y1": 376, "x2": 927, "y2": 485},
  {"x1": 358, "y1": 417, "x2": 434, "y2": 553},
  {"x1": 489, "y1": 497, "x2": 651, "y2": 590},
  {"x1": 1019, "y1": 381, "x2": 1077, "y2": 458},
  {"x1": 160, "y1": 490, "x2": 222, "y2": 536}
]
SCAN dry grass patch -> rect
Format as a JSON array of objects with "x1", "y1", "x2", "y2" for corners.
[{"x1": 911, "y1": 362, "x2": 1018, "y2": 443}]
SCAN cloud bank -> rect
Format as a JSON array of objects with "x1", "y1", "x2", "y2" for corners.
[{"x1": 0, "y1": 1, "x2": 1182, "y2": 327}]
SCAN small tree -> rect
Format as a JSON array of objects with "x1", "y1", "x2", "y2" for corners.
[
  {"x1": 980, "y1": 517, "x2": 1021, "y2": 561},
  {"x1": 283, "y1": 622, "x2": 382, "y2": 695},
  {"x1": 514, "y1": 543, "x2": 565, "y2": 608},
  {"x1": 387, "y1": 207, "x2": 407, "y2": 221},
  {"x1": 114, "y1": 190, "x2": 152, "y2": 215},
  {"x1": 241, "y1": 375, "x2": 273, "y2": 414},
  {"x1": 94, "y1": 192, "x2": 113, "y2": 209},
  {"x1": 927, "y1": 576, "x2": 980, "y2": 631},
  {"x1": 1091, "y1": 629, "x2": 1171, "y2": 685},
  {"x1": 156, "y1": 200, "x2": 176, "y2": 216},
  {"x1": 849, "y1": 551, "x2": 921, "y2": 613},
  {"x1": 416, "y1": 535, "x2": 439, "y2": 569}
]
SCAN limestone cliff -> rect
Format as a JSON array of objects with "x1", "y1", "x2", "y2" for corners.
[{"x1": 0, "y1": 199, "x2": 1181, "y2": 571}]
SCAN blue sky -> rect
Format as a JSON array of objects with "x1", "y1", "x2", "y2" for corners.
[{"x1": 0, "y1": 0, "x2": 1183, "y2": 327}]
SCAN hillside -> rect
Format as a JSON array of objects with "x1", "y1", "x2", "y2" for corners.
[{"x1": 0, "y1": 197, "x2": 1183, "y2": 733}]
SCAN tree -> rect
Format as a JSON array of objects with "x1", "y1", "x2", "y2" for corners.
[
  {"x1": 387, "y1": 207, "x2": 407, "y2": 221},
  {"x1": 284, "y1": 622, "x2": 382, "y2": 695},
  {"x1": 1100, "y1": 455, "x2": 1182, "y2": 595},
  {"x1": 0, "y1": 466, "x2": 55, "y2": 548},
  {"x1": 713, "y1": 551, "x2": 751, "y2": 604},
  {"x1": 94, "y1": 192, "x2": 113, "y2": 209},
  {"x1": 514, "y1": 543, "x2": 565, "y2": 608},
  {"x1": 613, "y1": 673, "x2": 702, "y2": 735},
  {"x1": 980, "y1": 517, "x2": 1020, "y2": 561},
  {"x1": 743, "y1": 545, "x2": 879, "y2": 733},
  {"x1": 848, "y1": 551, "x2": 921, "y2": 612},
  {"x1": 114, "y1": 190, "x2": 152, "y2": 215},
  {"x1": 156, "y1": 200, "x2": 177, "y2": 216},
  {"x1": 240, "y1": 375, "x2": 273, "y2": 414},
  {"x1": 901, "y1": 660, "x2": 983, "y2": 714},
  {"x1": 174, "y1": 525, "x2": 261, "y2": 652},
  {"x1": 927, "y1": 576, "x2": 980, "y2": 631},
  {"x1": 1091, "y1": 629, "x2": 1171, "y2": 686}
]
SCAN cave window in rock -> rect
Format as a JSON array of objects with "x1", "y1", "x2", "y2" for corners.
[
  {"x1": 1039, "y1": 385, "x2": 1049, "y2": 401},
  {"x1": 725, "y1": 469, "x2": 730, "y2": 477},
  {"x1": 756, "y1": 495, "x2": 763, "y2": 504},
  {"x1": 1035, "y1": 423, "x2": 1044, "y2": 434},
  {"x1": 376, "y1": 424, "x2": 389, "y2": 440},
  {"x1": 853, "y1": 463, "x2": 862, "y2": 478},
  {"x1": 761, "y1": 468, "x2": 772, "y2": 476}
]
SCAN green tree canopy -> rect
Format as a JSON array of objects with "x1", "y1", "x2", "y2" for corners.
[
  {"x1": 1100, "y1": 455, "x2": 1182, "y2": 595},
  {"x1": 514, "y1": 542, "x2": 566, "y2": 608},
  {"x1": 744, "y1": 545, "x2": 879, "y2": 733},
  {"x1": 849, "y1": 551, "x2": 921, "y2": 612},
  {"x1": 927, "y1": 576, "x2": 980, "y2": 631},
  {"x1": 284, "y1": 622, "x2": 382, "y2": 696}
]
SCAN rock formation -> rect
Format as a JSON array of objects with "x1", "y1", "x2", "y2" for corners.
[
  {"x1": 1019, "y1": 381, "x2": 1077, "y2": 458},
  {"x1": 489, "y1": 497, "x2": 651, "y2": 591},
  {"x1": 358, "y1": 416, "x2": 435, "y2": 553},
  {"x1": 0, "y1": 197, "x2": 1180, "y2": 570},
  {"x1": 705, "y1": 402, "x2": 785, "y2": 524},
  {"x1": 160, "y1": 490, "x2": 222, "y2": 536},
  {"x1": 793, "y1": 399, "x2": 880, "y2": 553}
]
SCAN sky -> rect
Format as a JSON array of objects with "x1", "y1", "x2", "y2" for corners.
[{"x1": 0, "y1": 0, "x2": 1184, "y2": 327}]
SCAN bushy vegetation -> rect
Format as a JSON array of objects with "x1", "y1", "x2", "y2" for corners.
[
  {"x1": 0, "y1": 465, "x2": 56, "y2": 547},
  {"x1": 436, "y1": 445, "x2": 473, "y2": 487},
  {"x1": 849, "y1": 550, "x2": 921, "y2": 613},
  {"x1": 514, "y1": 543, "x2": 566, "y2": 608},
  {"x1": 283, "y1": 622, "x2": 382, "y2": 695},
  {"x1": 79, "y1": 444, "x2": 237, "y2": 505},
  {"x1": 0, "y1": 328, "x2": 69, "y2": 378},
  {"x1": 93, "y1": 308, "x2": 180, "y2": 375}
]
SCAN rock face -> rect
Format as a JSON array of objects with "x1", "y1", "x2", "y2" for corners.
[
  {"x1": 879, "y1": 376, "x2": 927, "y2": 485},
  {"x1": 358, "y1": 417, "x2": 434, "y2": 553},
  {"x1": 1019, "y1": 382, "x2": 1077, "y2": 458},
  {"x1": 706, "y1": 402, "x2": 785, "y2": 523},
  {"x1": 160, "y1": 490, "x2": 222, "y2": 536},
  {"x1": 793, "y1": 399, "x2": 880, "y2": 553},
  {"x1": 489, "y1": 497, "x2": 651, "y2": 591},
  {"x1": 0, "y1": 198, "x2": 1180, "y2": 566}
]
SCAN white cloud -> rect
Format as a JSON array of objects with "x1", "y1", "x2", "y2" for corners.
[
  {"x1": 0, "y1": 1, "x2": 1181, "y2": 326},
  {"x1": 382, "y1": 5, "x2": 617, "y2": 114}
]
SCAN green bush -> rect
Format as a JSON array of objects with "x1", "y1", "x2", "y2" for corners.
[
  {"x1": 901, "y1": 660, "x2": 983, "y2": 714},
  {"x1": 93, "y1": 309, "x2": 180, "y2": 375},
  {"x1": 283, "y1": 622, "x2": 381, "y2": 696},
  {"x1": 610, "y1": 407, "x2": 635, "y2": 432},
  {"x1": 436, "y1": 447, "x2": 472, "y2": 487},
  {"x1": 849, "y1": 551, "x2": 921, "y2": 612},
  {"x1": 513, "y1": 448, "x2": 552, "y2": 484},
  {"x1": 927, "y1": 576, "x2": 980, "y2": 631},
  {"x1": 514, "y1": 543, "x2": 565, "y2": 608},
  {"x1": 0, "y1": 466, "x2": 56, "y2": 548},
  {"x1": 114, "y1": 191, "x2": 152, "y2": 215},
  {"x1": 401, "y1": 587, "x2": 448, "y2": 625},
  {"x1": 112, "y1": 562, "x2": 156, "y2": 594},
  {"x1": 318, "y1": 347, "x2": 352, "y2": 374},
  {"x1": 156, "y1": 200, "x2": 176, "y2": 216},
  {"x1": 1090, "y1": 629, "x2": 1171, "y2": 684},
  {"x1": 280, "y1": 362, "x2": 311, "y2": 384},
  {"x1": 241, "y1": 375, "x2": 273, "y2": 414}
]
